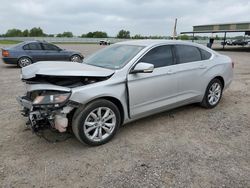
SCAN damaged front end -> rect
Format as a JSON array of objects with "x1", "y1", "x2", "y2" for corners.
[
  {"x1": 17, "y1": 89, "x2": 78, "y2": 133},
  {"x1": 17, "y1": 61, "x2": 114, "y2": 136}
]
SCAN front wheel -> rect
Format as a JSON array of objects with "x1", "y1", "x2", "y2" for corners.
[
  {"x1": 72, "y1": 99, "x2": 121, "y2": 146},
  {"x1": 201, "y1": 78, "x2": 223, "y2": 108}
]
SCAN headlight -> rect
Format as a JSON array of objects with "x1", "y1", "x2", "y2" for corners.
[{"x1": 33, "y1": 93, "x2": 71, "y2": 106}]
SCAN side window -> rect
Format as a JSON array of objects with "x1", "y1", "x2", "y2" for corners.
[
  {"x1": 200, "y1": 48, "x2": 212, "y2": 60},
  {"x1": 139, "y1": 45, "x2": 174, "y2": 68},
  {"x1": 42, "y1": 43, "x2": 59, "y2": 51},
  {"x1": 175, "y1": 45, "x2": 202, "y2": 64},
  {"x1": 23, "y1": 44, "x2": 30, "y2": 50},
  {"x1": 23, "y1": 43, "x2": 42, "y2": 50}
]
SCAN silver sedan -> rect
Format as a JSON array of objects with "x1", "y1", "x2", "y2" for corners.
[{"x1": 17, "y1": 40, "x2": 234, "y2": 146}]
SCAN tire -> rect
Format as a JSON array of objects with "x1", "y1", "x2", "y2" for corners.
[
  {"x1": 72, "y1": 99, "x2": 121, "y2": 146},
  {"x1": 70, "y1": 55, "x2": 82, "y2": 63},
  {"x1": 18, "y1": 57, "x2": 32, "y2": 68},
  {"x1": 201, "y1": 78, "x2": 223, "y2": 109}
]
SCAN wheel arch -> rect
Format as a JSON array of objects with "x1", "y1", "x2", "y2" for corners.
[
  {"x1": 213, "y1": 76, "x2": 225, "y2": 89},
  {"x1": 73, "y1": 96, "x2": 125, "y2": 125},
  {"x1": 70, "y1": 53, "x2": 83, "y2": 60},
  {"x1": 97, "y1": 96, "x2": 125, "y2": 125},
  {"x1": 17, "y1": 56, "x2": 33, "y2": 63}
]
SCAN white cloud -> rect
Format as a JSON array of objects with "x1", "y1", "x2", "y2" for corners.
[{"x1": 0, "y1": 0, "x2": 249, "y2": 36}]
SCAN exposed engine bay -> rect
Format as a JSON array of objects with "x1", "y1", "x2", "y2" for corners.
[
  {"x1": 17, "y1": 74, "x2": 110, "y2": 138},
  {"x1": 23, "y1": 75, "x2": 110, "y2": 88},
  {"x1": 17, "y1": 91, "x2": 76, "y2": 133}
]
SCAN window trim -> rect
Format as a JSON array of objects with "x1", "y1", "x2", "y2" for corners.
[
  {"x1": 198, "y1": 48, "x2": 212, "y2": 61},
  {"x1": 129, "y1": 44, "x2": 176, "y2": 73},
  {"x1": 174, "y1": 44, "x2": 203, "y2": 64},
  {"x1": 23, "y1": 42, "x2": 42, "y2": 51},
  {"x1": 41, "y1": 43, "x2": 60, "y2": 51}
]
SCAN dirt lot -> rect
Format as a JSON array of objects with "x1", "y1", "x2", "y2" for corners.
[{"x1": 0, "y1": 44, "x2": 249, "y2": 188}]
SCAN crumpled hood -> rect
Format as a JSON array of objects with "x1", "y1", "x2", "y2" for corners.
[{"x1": 21, "y1": 61, "x2": 115, "y2": 79}]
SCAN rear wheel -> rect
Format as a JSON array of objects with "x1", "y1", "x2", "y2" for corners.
[
  {"x1": 72, "y1": 99, "x2": 121, "y2": 146},
  {"x1": 70, "y1": 55, "x2": 82, "y2": 63},
  {"x1": 201, "y1": 78, "x2": 223, "y2": 108},
  {"x1": 18, "y1": 57, "x2": 32, "y2": 68}
]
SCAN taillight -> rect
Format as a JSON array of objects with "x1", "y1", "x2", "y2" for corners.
[
  {"x1": 2, "y1": 50, "x2": 9, "y2": 57},
  {"x1": 232, "y1": 61, "x2": 234, "y2": 69}
]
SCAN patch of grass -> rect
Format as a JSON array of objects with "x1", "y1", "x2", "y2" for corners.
[{"x1": 0, "y1": 40, "x2": 22, "y2": 44}]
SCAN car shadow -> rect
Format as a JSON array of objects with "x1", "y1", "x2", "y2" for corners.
[
  {"x1": 120, "y1": 103, "x2": 200, "y2": 130},
  {"x1": 3, "y1": 65, "x2": 19, "y2": 69},
  {"x1": 33, "y1": 103, "x2": 201, "y2": 148}
]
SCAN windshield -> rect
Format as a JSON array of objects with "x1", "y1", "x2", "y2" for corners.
[{"x1": 84, "y1": 44, "x2": 144, "y2": 69}]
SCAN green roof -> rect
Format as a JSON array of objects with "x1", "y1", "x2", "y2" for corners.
[{"x1": 181, "y1": 22, "x2": 250, "y2": 34}]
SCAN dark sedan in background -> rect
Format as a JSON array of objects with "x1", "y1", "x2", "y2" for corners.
[{"x1": 1, "y1": 41, "x2": 84, "y2": 67}]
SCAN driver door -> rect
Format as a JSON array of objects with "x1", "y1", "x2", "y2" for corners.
[
  {"x1": 127, "y1": 45, "x2": 179, "y2": 118},
  {"x1": 41, "y1": 43, "x2": 66, "y2": 61}
]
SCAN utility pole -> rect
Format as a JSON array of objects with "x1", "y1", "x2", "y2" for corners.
[{"x1": 173, "y1": 18, "x2": 177, "y2": 40}]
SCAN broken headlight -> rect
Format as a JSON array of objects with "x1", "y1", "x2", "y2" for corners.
[{"x1": 33, "y1": 93, "x2": 71, "y2": 106}]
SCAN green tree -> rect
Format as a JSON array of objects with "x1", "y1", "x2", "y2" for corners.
[
  {"x1": 133, "y1": 34, "x2": 145, "y2": 39},
  {"x1": 5, "y1": 29, "x2": 23, "y2": 37},
  {"x1": 92, "y1": 31, "x2": 108, "y2": 38},
  {"x1": 84, "y1": 31, "x2": 107, "y2": 38},
  {"x1": 86, "y1": 32, "x2": 93, "y2": 38},
  {"x1": 80, "y1": 34, "x2": 87, "y2": 38},
  {"x1": 29, "y1": 27, "x2": 44, "y2": 37},
  {"x1": 179, "y1": 34, "x2": 189, "y2": 40},
  {"x1": 117, "y1": 30, "x2": 130, "y2": 39},
  {"x1": 56, "y1": 31, "x2": 73, "y2": 37},
  {"x1": 23, "y1": 29, "x2": 29, "y2": 37}
]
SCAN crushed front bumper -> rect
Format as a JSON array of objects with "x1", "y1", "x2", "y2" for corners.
[{"x1": 16, "y1": 96, "x2": 75, "y2": 132}]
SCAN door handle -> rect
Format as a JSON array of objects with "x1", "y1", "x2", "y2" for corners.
[
  {"x1": 199, "y1": 65, "x2": 207, "y2": 69},
  {"x1": 166, "y1": 70, "x2": 176, "y2": 75}
]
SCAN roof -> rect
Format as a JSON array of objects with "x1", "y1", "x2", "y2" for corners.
[
  {"x1": 181, "y1": 22, "x2": 250, "y2": 34},
  {"x1": 116, "y1": 39, "x2": 214, "y2": 53},
  {"x1": 117, "y1": 39, "x2": 201, "y2": 46}
]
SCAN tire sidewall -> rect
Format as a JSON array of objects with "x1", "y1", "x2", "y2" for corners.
[
  {"x1": 73, "y1": 99, "x2": 121, "y2": 146},
  {"x1": 203, "y1": 78, "x2": 223, "y2": 108},
  {"x1": 18, "y1": 57, "x2": 32, "y2": 68},
  {"x1": 71, "y1": 54, "x2": 81, "y2": 62}
]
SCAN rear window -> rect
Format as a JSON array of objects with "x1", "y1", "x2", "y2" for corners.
[
  {"x1": 200, "y1": 48, "x2": 212, "y2": 60},
  {"x1": 23, "y1": 43, "x2": 42, "y2": 50},
  {"x1": 175, "y1": 45, "x2": 202, "y2": 64}
]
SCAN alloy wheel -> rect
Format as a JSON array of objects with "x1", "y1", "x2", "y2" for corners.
[
  {"x1": 83, "y1": 107, "x2": 116, "y2": 142},
  {"x1": 208, "y1": 82, "x2": 221, "y2": 106},
  {"x1": 71, "y1": 55, "x2": 81, "y2": 62},
  {"x1": 18, "y1": 58, "x2": 32, "y2": 67}
]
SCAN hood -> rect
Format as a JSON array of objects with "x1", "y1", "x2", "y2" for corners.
[{"x1": 21, "y1": 61, "x2": 115, "y2": 79}]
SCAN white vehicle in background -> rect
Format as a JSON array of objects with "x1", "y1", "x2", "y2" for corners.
[{"x1": 99, "y1": 39, "x2": 110, "y2": 45}]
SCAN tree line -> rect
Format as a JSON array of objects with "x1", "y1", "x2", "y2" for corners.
[
  {"x1": 1, "y1": 27, "x2": 232, "y2": 40},
  {"x1": 0, "y1": 28, "x2": 132, "y2": 38},
  {"x1": 0, "y1": 28, "x2": 168, "y2": 39}
]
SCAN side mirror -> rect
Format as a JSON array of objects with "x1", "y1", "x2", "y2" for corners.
[{"x1": 130, "y1": 62, "x2": 154, "y2": 74}]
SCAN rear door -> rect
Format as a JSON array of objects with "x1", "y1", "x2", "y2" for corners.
[
  {"x1": 127, "y1": 45, "x2": 179, "y2": 118},
  {"x1": 23, "y1": 42, "x2": 44, "y2": 62},
  {"x1": 41, "y1": 43, "x2": 66, "y2": 61},
  {"x1": 173, "y1": 45, "x2": 211, "y2": 101}
]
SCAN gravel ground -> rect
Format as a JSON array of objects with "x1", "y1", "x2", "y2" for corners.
[{"x1": 0, "y1": 44, "x2": 249, "y2": 188}]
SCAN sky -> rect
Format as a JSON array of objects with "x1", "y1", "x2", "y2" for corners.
[{"x1": 0, "y1": 0, "x2": 249, "y2": 36}]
